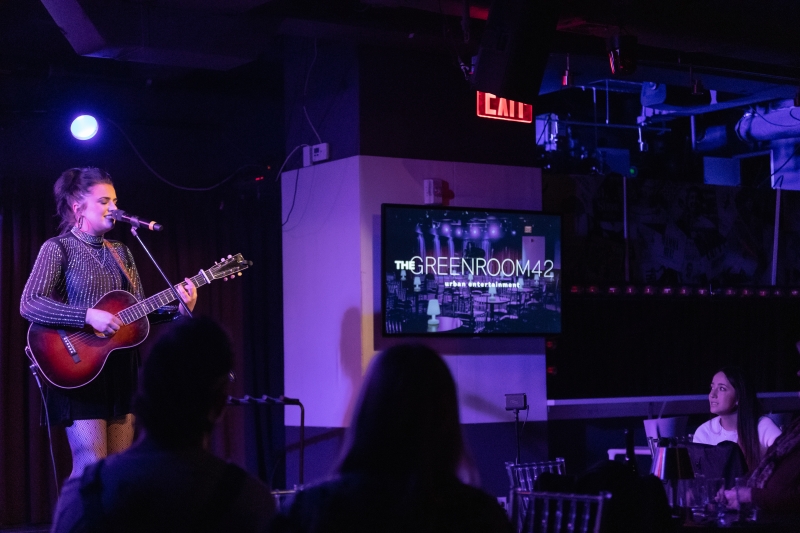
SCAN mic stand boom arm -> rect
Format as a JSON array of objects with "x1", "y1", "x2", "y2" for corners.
[{"x1": 129, "y1": 226, "x2": 193, "y2": 318}]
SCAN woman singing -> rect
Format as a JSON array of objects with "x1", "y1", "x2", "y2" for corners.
[{"x1": 20, "y1": 167, "x2": 197, "y2": 478}]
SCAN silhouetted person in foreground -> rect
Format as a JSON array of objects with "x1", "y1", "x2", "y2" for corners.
[
  {"x1": 280, "y1": 343, "x2": 511, "y2": 533},
  {"x1": 51, "y1": 317, "x2": 274, "y2": 533}
]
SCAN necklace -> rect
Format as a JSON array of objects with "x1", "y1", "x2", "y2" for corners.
[{"x1": 71, "y1": 227, "x2": 107, "y2": 268}]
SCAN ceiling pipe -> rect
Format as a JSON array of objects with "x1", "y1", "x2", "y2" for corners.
[{"x1": 736, "y1": 105, "x2": 800, "y2": 142}]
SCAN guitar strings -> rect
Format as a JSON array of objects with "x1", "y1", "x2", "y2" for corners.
[
  {"x1": 64, "y1": 273, "x2": 209, "y2": 340},
  {"x1": 65, "y1": 314, "x2": 126, "y2": 341}
]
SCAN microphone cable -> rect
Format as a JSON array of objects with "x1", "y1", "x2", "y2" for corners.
[{"x1": 26, "y1": 347, "x2": 60, "y2": 497}]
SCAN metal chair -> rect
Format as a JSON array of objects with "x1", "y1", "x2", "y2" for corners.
[
  {"x1": 506, "y1": 459, "x2": 567, "y2": 491},
  {"x1": 511, "y1": 490, "x2": 611, "y2": 533}
]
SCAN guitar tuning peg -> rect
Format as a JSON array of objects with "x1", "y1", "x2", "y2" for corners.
[
  {"x1": 220, "y1": 257, "x2": 225, "y2": 262},
  {"x1": 228, "y1": 254, "x2": 232, "y2": 258},
  {"x1": 223, "y1": 277, "x2": 228, "y2": 281},
  {"x1": 237, "y1": 272, "x2": 242, "y2": 277}
]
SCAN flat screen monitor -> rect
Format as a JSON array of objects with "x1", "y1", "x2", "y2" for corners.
[{"x1": 382, "y1": 203, "x2": 561, "y2": 336}]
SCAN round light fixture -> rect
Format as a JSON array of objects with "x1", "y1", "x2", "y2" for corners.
[{"x1": 70, "y1": 115, "x2": 99, "y2": 140}]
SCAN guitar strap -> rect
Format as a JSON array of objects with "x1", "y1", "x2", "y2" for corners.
[{"x1": 104, "y1": 241, "x2": 135, "y2": 290}]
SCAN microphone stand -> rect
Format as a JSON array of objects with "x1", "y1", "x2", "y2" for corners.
[
  {"x1": 513, "y1": 406, "x2": 528, "y2": 465},
  {"x1": 129, "y1": 226, "x2": 193, "y2": 318},
  {"x1": 228, "y1": 394, "x2": 306, "y2": 486}
]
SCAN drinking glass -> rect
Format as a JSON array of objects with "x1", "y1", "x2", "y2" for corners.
[
  {"x1": 688, "y1": 475, "x2": 706, "y2": 519},
  {"x1": 704, "y1": 477, "x2": 725, "y2": 516},
  {"x1": 735, "y1": 476, "x2": 756, "y2": 522}
]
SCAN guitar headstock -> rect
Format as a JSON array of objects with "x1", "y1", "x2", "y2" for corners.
[{"x1": 207, "y1": 254, "x2": 253, "y2": 281}]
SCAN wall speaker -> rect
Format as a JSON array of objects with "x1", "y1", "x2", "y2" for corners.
[{"x1": 471, "y1": 0, "x2": 560, "y2": 103}]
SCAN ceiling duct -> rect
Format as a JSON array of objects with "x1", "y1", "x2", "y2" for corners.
[
  {"x1": 40, "y1": 0, "x2": 275, "y2": 70},
  {"x1": 640, "y1": 82, "x2": 711, "y2": 110},
  {"x1": 736, "y1": 104, "x2": 800, "y2": 142}
]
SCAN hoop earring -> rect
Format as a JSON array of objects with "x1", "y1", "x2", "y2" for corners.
[{"x1": 74, "y1": 215, "x2": 84, "y2": 230}]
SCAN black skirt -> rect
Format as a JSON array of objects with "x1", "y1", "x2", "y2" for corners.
[{"x1": 41, "y1": 348, "x2": 141, "y2": 426}]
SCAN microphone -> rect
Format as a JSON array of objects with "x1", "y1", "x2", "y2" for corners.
[{"x1": 110, "y1": 209, "x2": 163, "y2": 231}]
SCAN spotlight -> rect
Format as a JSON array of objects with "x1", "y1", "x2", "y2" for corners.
[
  {"x1": 606, "y1": 34, "x2": 637, "y2": 76},
  {"x1": 71, "y1": 115, "x2": 99, "y2": 140}
]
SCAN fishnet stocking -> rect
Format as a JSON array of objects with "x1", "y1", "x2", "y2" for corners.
[
  {"x1": 66, "y1": 419, "x2": 106, "y2": 479},
  {"x1": 65, "y1": 414, "x2": 135, "y2": 478},
  {"x1": 107, "y1": 414, "x2": 135, "y2": 454}
]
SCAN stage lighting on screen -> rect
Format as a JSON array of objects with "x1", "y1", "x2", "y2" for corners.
[{"x1": 71, "y1": 115, "x2": 98, "y2": 140}]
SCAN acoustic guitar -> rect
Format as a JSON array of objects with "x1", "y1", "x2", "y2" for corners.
[{"x1": 25, "y1": 253, "x2": 252, "y2": 389}]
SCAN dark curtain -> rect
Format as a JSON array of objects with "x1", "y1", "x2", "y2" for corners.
[
  {"x1": 548, "y1": 294, "x2": 800, "y2": 399},
  {"x1": 0, "y1": 115, "x2": 286, "y2": 525}
]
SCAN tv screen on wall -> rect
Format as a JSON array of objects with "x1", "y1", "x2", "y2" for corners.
[{"x1": 382, "y1": 203, "x2": 561, "y2": 336}]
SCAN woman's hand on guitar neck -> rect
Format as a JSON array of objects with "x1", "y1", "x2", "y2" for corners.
[
  {"x1": 86, "y1": 308, "x2": 123, "y2": 335},
  {"x1": 177, "y1": 277, "x2": 197, "y2": 317}
]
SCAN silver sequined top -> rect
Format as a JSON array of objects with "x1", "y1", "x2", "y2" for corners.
[{"x1": 20, "y1": 228, "x2": 166, "y2": 328}]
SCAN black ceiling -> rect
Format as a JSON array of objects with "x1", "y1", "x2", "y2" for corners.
[{"x1": 2, "y1": 0, "x2": 799, "y2": 83}]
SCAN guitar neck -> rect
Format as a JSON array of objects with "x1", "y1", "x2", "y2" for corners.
[{"x1": 117, "y1": 271, "x2": 209, "y2": 324}]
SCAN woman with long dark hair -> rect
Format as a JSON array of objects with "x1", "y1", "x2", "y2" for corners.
[
  {"x1": 693, "y1": 366, "x2": 781, "y2": 470},
  {"x1": 283, "y1": 344, "x2": 511, "y2": 533},
  {"x1": 20, "y1": 167, "x2": 197, "y2": 479}
]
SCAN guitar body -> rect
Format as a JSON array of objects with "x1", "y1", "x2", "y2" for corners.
[{"x1": 27, "y1": 290, "x2": 150, "y2": 389}]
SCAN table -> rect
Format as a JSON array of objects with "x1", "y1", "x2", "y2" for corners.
[
  {"x1": 401, "y1": 315, "x2": 463, "y2": 334},
  {"x1": 676, "y1": 515, "x2": 795, "y2": 532},
  {"x1": 426, "y1": 316, "x2": 462, "y2": 332},
  {"x1": 472, "y1": 295, "x2": 510, "y2": 321}
]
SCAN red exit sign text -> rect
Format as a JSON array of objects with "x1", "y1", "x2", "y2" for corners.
[{"x1": 476, "y1": 92, "x2": 533, "y2": 123}]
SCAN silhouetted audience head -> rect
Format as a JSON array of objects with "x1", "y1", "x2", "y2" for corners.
[
  {"x1": 134, "y1": 316, "x2": 234, "y2": 447},
  {"x1": 577, "y1": 460, "x2": 671, "y2": 533},
  {"x1": 337, "y1": 343, "x2": 470, "y2": 483}
]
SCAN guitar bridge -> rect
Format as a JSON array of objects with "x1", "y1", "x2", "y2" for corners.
[{"x1": 57, "y1": 329, "x2": 81, "y2": 364}]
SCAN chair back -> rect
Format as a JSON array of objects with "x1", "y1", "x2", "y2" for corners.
[
  {"x1": 511, "y1": 490, "x2": 611, "y2": 533},
  {"x1": 506, "y1": 459, "x2": 566, "y2": 490}
]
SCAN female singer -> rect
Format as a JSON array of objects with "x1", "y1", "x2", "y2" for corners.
[{"x1": 20, "y1": 167, "x2": 197, "y2": 478}]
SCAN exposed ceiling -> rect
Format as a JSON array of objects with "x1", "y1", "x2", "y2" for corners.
[
  {"x1": 3, "y1": 0, "x2": 798, "y2": 79},
  {"x1": 2, "y1": 0, "x2": 800, "y2": 185}
]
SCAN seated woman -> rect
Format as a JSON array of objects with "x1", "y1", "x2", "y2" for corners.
[
  {"x1": 720, "y1": 344, "x2": 800, "y2": 516},
  {"x1": 281, "y1": 344, "x2": 511, "y2": 533},
  {"x1": 693, "y1": 366, "x2": 781, "y2": 471}
]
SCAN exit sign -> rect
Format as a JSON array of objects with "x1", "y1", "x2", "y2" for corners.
[{"x1": 476, "y1": 92, "x2": 532, "y2": 123}]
